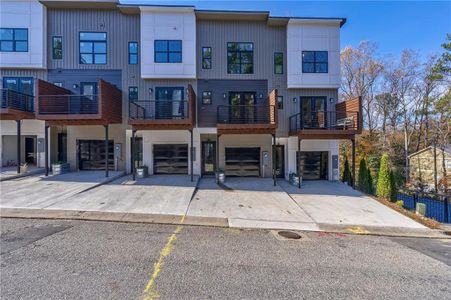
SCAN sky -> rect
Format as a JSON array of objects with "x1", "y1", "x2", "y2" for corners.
[{"x1": 121, "y1": 0, "x2": 451, "y2": 61}]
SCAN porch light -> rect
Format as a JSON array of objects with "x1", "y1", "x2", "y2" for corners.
[
  {"x1": 223, "y1": 93, "x2": 227, "y2": 99},
  {"x1": 329, "y1": 97, "x2": 335, "y2": 103},
  {"x1": 292, "y1": 97, "x2": 297, "y2": 103},
  {"x1": 72, "y1": 84, "x2": 79, "y2": 89},
  {"x1": 148, "y1": 88, "x2": 153, "y2": 94},
  {"x1": 259, "y1": 93, "x2": 263, "y2": 99}
]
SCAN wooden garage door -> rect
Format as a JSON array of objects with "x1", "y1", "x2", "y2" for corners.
[
  {"x1": 153, "y1": 144, "x2": 188, "y2": 174},
  {"x1": 225, "y1": 147, "x2": 260, "y2": 177}
]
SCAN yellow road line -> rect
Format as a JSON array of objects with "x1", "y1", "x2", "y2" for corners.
[
  {"x1": 346, "y1": 226, "x2": 369, "y2": 234},
  {"x1": 142, "y1": 215, "x2": 186, "y2": 300}
]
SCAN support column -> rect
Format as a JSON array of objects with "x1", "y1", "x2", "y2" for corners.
[
  {"x1": 132, "y1": 129, "x2": 136, "y2": 181},
  {"x1": 190, "y1": 129, "x2": 194, "y2": 182},
  {"x1": 216, "y1": 134, "x2": 220, "y2": 173},
  {"x1": 104, "y1": 124, "x2": 109, "y2": 177},
  {"x1": 16, "y1": 120, "x2": 21, "y2": 174},
  {"x1": 351, "y1": 138, "x2": 356, "y2": 189},
  {"x1": 298, "y1": 138, "x2": 301, "y2": 189},
  {"x1": 272, "y1": 133, "x2": 276, "y2": 186},
  {"x1": 45, "y1": 124, "x2": 49, "y2": 176}
]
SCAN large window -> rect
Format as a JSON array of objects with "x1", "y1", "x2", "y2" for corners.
[
  {"x1": 79, "y1": 32, "x2": 107, "y2": 64},
  {"x1": 154, "y1": 40, "x2": 182, "y2": 63},
  {"x1": 3, "y1": 77, "x2": 33, "y2": 95},
  {"x1": 227, "y1": 42, "x2": 253, "y2": 74},
  {"x1": 0, "y1": 28, "x2": 28, "y2": 52},
  {"x1": 129, "y1": 42, "x2": 138, "y2": 64},
  {"x1": 274, "y1": 52, "x2": 283, "y2": 74},
  {"x1": 302, "y1": 51, "x2": 328, "y2": 73},
  {"x1": 202, "y1": 47, "x2": 211, "y2": 69},
  {"x1": 52, "y1": 36, "x2": 62, "y2": 59},
  {"x1": 128, "y1": 86, "x2": 138, "y2": 101}
]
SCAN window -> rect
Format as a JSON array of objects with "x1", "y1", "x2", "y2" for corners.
[
  {"x1": 129, "y1": 86, "x2": 138, "y2": 101},
  {"x1": 202, "y1": 47, "x2": 211, "y2": 69},
  {"x1": 277, "y1": 96, "x2": 283, "y2": 109},
  {"x1": 227, "y1": 42, "x2": 253, "y2": 74},
  {"x1": 0, "y1": 28, "x2": 28, "y2": 52},
  {"x1": 202, "y1": 91, "x2": 212, "y2": 105},
  {"x1": 53, "y1": 82, "x2": 63, "y2": 87},
  {"x1": 79, "y1": 32, "x2": 107, "y2": 64},
  {"x1": 129, "y1": 42, "x2": 138, "y2": 64},
  {"x1": 52, "y1": 36, "x2": 62, "y2": 59},
  {"x1": 302, "y1": 51, "x2": 328, "y2": 73},
  {"x1": 154, "y1": 40, "x2": 182, "y2": 63},
  {"x1": 274, "y1": 52, "x2": 283, "y2": 74},
  {"x1": 3, "y1": 77, "x2": 33, "y2": 95}
]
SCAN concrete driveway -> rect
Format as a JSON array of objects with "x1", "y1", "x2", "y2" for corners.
[
  {"x1": 187, "y1": 177, "x2": 319, "y2": 230},
  {"x1": 279, "y1": 180, "x2": 426, "y2": 229},
  {"x1": 0, "y1": 171, "x2": 124, "y2": 209},
  {"x1": 43, "y1": 175, "x2": 199, "y2": 215}
]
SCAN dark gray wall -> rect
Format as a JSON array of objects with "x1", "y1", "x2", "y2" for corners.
[
  {"x1": 47, "y1": 69, "x2": 122, "y2": 93},
  {"x1": 197, "y1": 79, "x2": 267, "y2": 127}
]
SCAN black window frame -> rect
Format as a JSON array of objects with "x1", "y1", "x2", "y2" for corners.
[
  {"x1": 277, "y1": 95, "x2": 283, "y2": 110},
  {"x1": 274, "y1": 52, "x2": 283, "y2": 74},
  {"x1": 2, "y1": 77, "x2": 34, "y2": 96},
  {"x1": 0, "y1": 28, "x2": 28, "y2": 52},
  {"x1": 202, "y1": 91, "x2": 212, "y2": 105},
  {"x1": 128, "y1": 41, "x2": 138, "y2": 65},
  {"x1": 227, "y1": 42, "x2": 254, "y2": 74},
  {"x1": 79, "y1": 31, "x2": 107, "y2": 65},
  {"x1": 154, "y1": 40, "x2": 182, "y2": 63},
  {"x1": 128, "y1": 86, "x2": 138, "y2": 101},
  {"x1": 302, "y1": 51, "x2": 328, "y2": 73},
  {"x1": 202, "y1": 47, "x2": 212, "y2": 69},
  {"x1": 52, "y1": 36, "x2": 63, "y2": 60}
]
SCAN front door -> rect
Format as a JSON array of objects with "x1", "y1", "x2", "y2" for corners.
[
  {"x1": 57, "y1": 133, "x2": 67, "y2": 162},
  {"x1": 25, "y1": 137, "x2": 35, "y2": 164},
  {"x1": 229, "y1": 92, "x2": 256, "y2": 123},
  {"x1": 201, "y1": 141, "x2": 216, "y2": 175},
  {"x1": 275, "y1": 145, "x2": 284, "y2": 178},
  {"x1": 301, "y1": 97, "x2": 327, "y2": 128},
  {"x1": 155, "y1": 87, "x2": 184, "y2": 119},
  {"x1": 78, "y1": 82, "x2": 97, "y2": 113}
]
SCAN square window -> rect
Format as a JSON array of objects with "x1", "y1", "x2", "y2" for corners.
[
  {"x1": 154, "y1": 40, "x2": 182, "y2": 63},
  {"x1": 302, "y1": 51, "x2": 328, "y2": 73},
  {"x1": 0, "y1": 28, "x2": 28, "y2": 52},
  {"x1": 202, "y1": 91, "x2": 212, "y2": 105},
  {"x1": 79, "y1": 32, "x2": 107, "y2": 64},
  {"x1": 227, "y1": 42, "x2": 253, "y2": 74}
]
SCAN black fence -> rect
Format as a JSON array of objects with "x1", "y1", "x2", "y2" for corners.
[
  {"x1": 289, "y1": 110, "x2": 359, "y2": 132},
  {"x1": 397, "y1": 191, "x2": 450, "y2": 223},
  {"x1": 217, "y1": 105, "x2": 276, "y2": 124},
  {"x1": 38, "y1": 94, "x2": 98, "y2": 114},
  {"x1": 1, "y1": 89, "x2": 34, "y2": 112},
  {"x1": 129, "y1": 100, "x2": 189, "y2": 120}
]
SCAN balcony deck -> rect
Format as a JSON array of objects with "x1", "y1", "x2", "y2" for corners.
[
  {"x1": 0, "y1": 89, "x2": 35, "y2": 120},
  {"x1": 35, "y1": 79, "x2": 122, "y2": 125},
  {"x1": 128, "y1": 85, "x2": 196, "y2": 130}
]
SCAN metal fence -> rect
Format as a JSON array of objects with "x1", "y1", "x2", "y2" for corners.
[
  {"x1": 397, "y1": 191, "x2": 450, "y2": 223},
  {"x1": 1, "y1": 89, "x2": 34, "y2": 112},
  {"x1": 217, "y1": 105, "x2": 276, "y2": 124},
  {"x1": 289, "y1": 110, "x2": 359, "y2": 132},
  {"x1": 129, "y1": 100, "x2": 189, "y2": 120},
  {"x1": 38, "y1": 94, "x2": 98, "y2": 114}
]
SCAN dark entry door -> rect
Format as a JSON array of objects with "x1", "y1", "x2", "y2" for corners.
[
  {"x1": 153, "y1": 144, "x2": 188, "y2": 174},
  {"x1": 225, "y1": 147, "x2": 260, "y2": 177},
  {"x1": 229, "y1": 92, "x2": 256, "y2": 124},
  {"x1": 25, "y1": 137, "x2": 34, "y2": 164},
  {"x1": 297, "y1": 151, "x2": 328, "y2": 180},
  {"x1": 275, "y1": 145, "x2": 284, "y2": 178},
  {"x1": 78, "y1": 140, "x2": 114, "y2": 170},
  {"x1": 301, "y1": 97, "x2": 327, "y2": 128},
  {"x1": 57, "y1": 133, "x2": 67, "y2": 162},
  {"x1": 201, "y1": 141, "x2": 216, "y2": 175},
  {"x1": 155, "y1": 87, "x2": 184, "y2": 119}
]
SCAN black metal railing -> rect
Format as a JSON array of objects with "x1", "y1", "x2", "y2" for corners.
[
  {"x1": 129, "y1": 100, "x2": 189, "y2": 120},
  {"x1": 1, "y1": 89, "x2": 34, "y2": 112},
  {"x1": 38, "y1": 94, "x2": 99, "y2": 115},
  {"x1": 217, "y1": 105, "x2": 276, "y2": 125},
  {"x1": 289, "y1": 111, "x2": 359, "y2": 132}
]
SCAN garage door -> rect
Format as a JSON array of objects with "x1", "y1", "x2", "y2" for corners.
[
  {"x1": 297, "y1": 151, "x2": 328, "y2": 180},
  {"x1": 225, "y1": 147, "x2": 260, "y2": 177},
  {"x1": 153, "y1": 144, "x2": 188, "y2": 174},
  {"x1": 78, "y1": 140, "x2": 114, "y2": 170}
]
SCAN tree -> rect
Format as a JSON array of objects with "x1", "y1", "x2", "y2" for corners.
[
  {"x1": 358, "y1": 158, "x2": 369, "y2": 192},
  {"x1": 376, "y1": 154, "x2": 393, "y2": 199},
  {"x1": 341, "y1": 157, "x2": 353, "y2": 186},
  {"x1": 389, "y1": 170, "x2": 398, "y2": 201},
  {"x1": 367, "y1": 168, "x2": 374, "y2": 195},
  {"x1": 432, "y1": 33, "x2": 451, "y2": 78}
]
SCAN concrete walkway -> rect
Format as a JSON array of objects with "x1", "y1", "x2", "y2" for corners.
[{"x1": 0, "y1": 166, "x2": 45, "y2": 181}]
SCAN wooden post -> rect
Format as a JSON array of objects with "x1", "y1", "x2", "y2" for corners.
[
  {"x1": 132, "y1": 129, "x2": 136, "y2": 181},
  {"x1": 45, "y1": 125, "x2": 49, "y2": 176},
  {"x1": 216, "y1": 134, "x2": 220, "y2": 173},
  {"x1": 190, "y1": 129, "x2": 194, "y2": 182},
  {"x1": 104, "y1": 124, "x2": 109, "y2": 177},
  {"x1": 16, "y1": 120, "x2": 21, "y2": 174},
  {"x1": 351, "y1": 138, "x2": 356, "y2": 189},
  {"x1": 272, "y1": 133, "x2": 276, "y2": 186}
]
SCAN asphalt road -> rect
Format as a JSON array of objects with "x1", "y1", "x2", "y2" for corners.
[{"x1": 1, "y1": 218, "x2": 450, "y2": 300}]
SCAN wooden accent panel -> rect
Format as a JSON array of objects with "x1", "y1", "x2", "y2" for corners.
[
  {"x1": 336, "y1": 96, "x2": 362, "y2": 133},
  {"x1": 188, "y1": 84, "x2": 196, "y2": 127},
  {"x1": 99, "y1": 79, "x2": 122, "y2": 124},
  {"x1": 0, "y1": 108, "x2": 35, "y2": 120},
  {"x1": 268, "y1": 89, "x2": 278, "y2": 126}
]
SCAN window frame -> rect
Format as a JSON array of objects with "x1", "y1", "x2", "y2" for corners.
[
  {"x1": 202, "y1": 91, "x2": 212, "y2": 105},
  {"x1": 154, "y1": 40, "x2": 182, "y2": 63},
  {"x1": 79, "y1": 31, "x2": 107, "y2": 65},
  {"x1": 128, "y1": 86, "x2": 138, "y2": 101},
  {"x1": 2, "y1": 77, "x2": 34, "y2": 96},
  {"x1": 128, "y1": 41, "x2": 138, "y2": 65},
  {"x1": 52, "y1": 36, "x2": 63, "y2": 60},
  {"x1": 274, "y1": 52, "x2": 283, "y2": 74},
  {"x1": 0, "y1": 28, "x2": 28, "y2": 52},
  {"x1": 227, "y1": 42, "x2": 254, "y2": 74},
  {"x1": 302, "y1": 51, "x2": 328, "y2": 73},
  {"x1": 277, "y1": 95, "x2": 283, "y2": 109},
  {"x1": 53, "y1": 82, "x2": 63, "y2": 88},
  {"x1": 201, "y1": 47, "x2": 212, "y2": 69}
]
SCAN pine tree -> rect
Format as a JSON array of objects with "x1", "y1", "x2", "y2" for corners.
[
  {"x1": 358, "y1": 158, "x2": 369, "y2": 192},
  {"x1": 367, "y1": 168, "x2": 374, "y2": 195},
  {"x1": 342, "y1": 157, "x2": 353, "y2": 186},
  {"x1": 389, "y1": 170, "x2": 397, "y2": 201},
  {"x1": 376, "y1": 154, "x2": 392, "y2": 199}
]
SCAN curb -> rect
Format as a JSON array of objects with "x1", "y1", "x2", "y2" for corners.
[{"x1": 0, "y1": 169, "x2": 45, "y2": 182}]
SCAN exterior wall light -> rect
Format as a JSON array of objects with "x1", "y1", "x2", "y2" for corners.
[
  {"x1": 292, "y1": 97, "x2": 297, "y2": 103},
  {"x1": 223, "y1": 93, "x2": 227, "y2": 99},
  {"x1": 72, "y1": 84, "x2": 79, "y2": 89},
  {"x1": 148, "y1": 88, "x2": 153, "y2": 94}
]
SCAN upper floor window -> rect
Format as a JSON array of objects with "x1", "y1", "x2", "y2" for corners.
[
  {"x1": 302, "y1": 51, "x2": 328, "y2": 73},
  {"x1": 3, "y1": 77, "x2": 33, "y2": 95},
  {"x1": 202, "y1": 47, "x2": 211, "y2": 69},
  {"x1": 129, "y1": 42, "x2": 138, "y2": 64},
  {"x1": 128, "y1": 86, "x2": 138, "y2": 101},
  {"x1": 0, "y1": 28, "x2": 28, "y2": 52},
  {"x1": 274, "y1": 52, "x2": 283, "y2": 74},
  {"x1": 154, "y1": 40, "x2": 182, "y2": 63},
  {"x1": 227, "y1": 42, "x2": 253, "y2": 74},
  {"x1": 79, "y1": 32, "x2": 107, "y2": 65},
  {"x1": 52, "y1": 36, "x2": 62, "y2": 59}
]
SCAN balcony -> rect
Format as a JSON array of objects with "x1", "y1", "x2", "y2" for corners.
[
  {"x1": 288, "y1": 97, "x2": 362, "y2": 139},
  {"x1": 217, "y1": 89, "x2": 278, "y2": 134},
  {"x1": 35, "y1": 79, "x2": 122, "y2": 125},
  {"x1": 0, "y1": 89, "x2": 35, "y2": 120},
  {"x1": 128, "y1": 85, "x2": 196, "y2": 130}
]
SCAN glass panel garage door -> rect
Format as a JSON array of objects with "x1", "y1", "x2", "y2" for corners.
[
  {"x1": 297, "y1": 151, "x2": 328, "y2": 180},
  {"x1": 225, "y1": 147, "x2": 260, "y2": 177},
  {"x1": 78, "y1": 140, "x2": 114, "y2": 170},
  {"x1": 153, "y1": 144, "x2": 188, "y2": 174}
]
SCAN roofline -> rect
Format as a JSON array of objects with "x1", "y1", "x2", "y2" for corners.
[{"x1": 408, "y1": 146, "x2": 451, "y2": 158}]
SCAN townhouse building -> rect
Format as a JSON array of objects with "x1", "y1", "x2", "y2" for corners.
[{"x1": 0, "y1": 0, "x2": 361, "y2": 184}]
